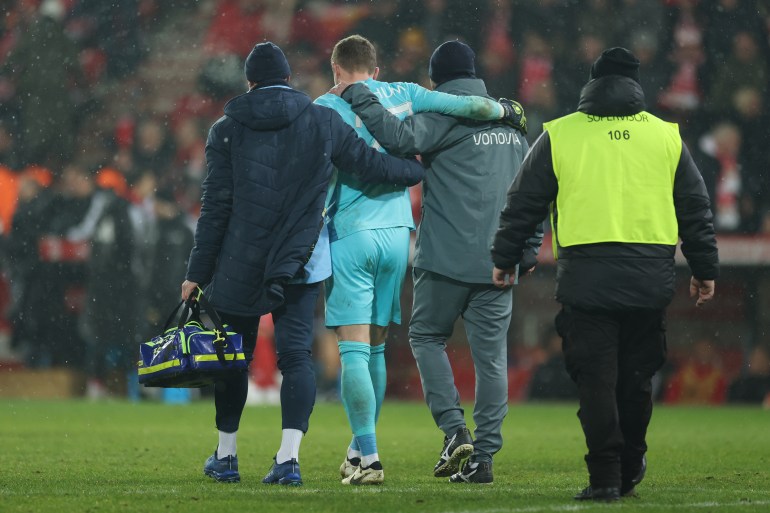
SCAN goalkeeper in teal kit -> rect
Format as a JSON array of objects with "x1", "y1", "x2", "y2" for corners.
[{"x1": 316, "y1": 35, "x2": 526, "y2": 485}]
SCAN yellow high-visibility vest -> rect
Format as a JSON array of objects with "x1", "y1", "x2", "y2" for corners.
[{"x1": 543, "y1": 111, "x2": 681, "y2": 257}]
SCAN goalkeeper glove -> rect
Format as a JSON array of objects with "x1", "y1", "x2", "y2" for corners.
[{"x1": 499, "y1": 98, "x2": 527, "y2": 135}]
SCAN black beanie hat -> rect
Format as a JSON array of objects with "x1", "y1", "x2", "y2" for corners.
[
  {"x1": 244, "y1": 42, "x2": 291, "y2": 84},
  {"x1": 590, "y1": 47, "x2": 640, "y2": 83},
  {"x1": 429, "y1": 40, "x2": 476, "y2": 86}
]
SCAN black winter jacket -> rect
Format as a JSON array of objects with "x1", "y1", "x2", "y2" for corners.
[
  {"x1": 187, "y1": 85, "x2": 424, "y2": 316},
  {"x1": 491, "y1": 76, "x2": 719, "y2": 310}
]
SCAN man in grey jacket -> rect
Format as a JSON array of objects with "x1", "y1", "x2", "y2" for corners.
[{"x1": 332, "y1": 40, "x2": 539, "y2": 484}]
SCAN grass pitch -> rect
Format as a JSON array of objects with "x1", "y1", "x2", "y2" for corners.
[{"x1": 0, "y1": 400, "x2": 768, "y2": 513}]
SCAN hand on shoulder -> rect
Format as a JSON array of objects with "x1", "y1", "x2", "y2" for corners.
[{"x1": 328, "y1": 81, "x2": 352, "y2": 97}]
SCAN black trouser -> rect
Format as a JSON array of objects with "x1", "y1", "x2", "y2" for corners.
[
  {"x1": 214, "y1": 283, "x2": 320, "y2": 433},
  {"x1": 555, "y1": 306, "x2": 667, "y2": 489}
]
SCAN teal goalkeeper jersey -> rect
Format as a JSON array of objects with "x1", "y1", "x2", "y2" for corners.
[{"x1": 315, "y1": 78, "x2": 501, "y2": 241}]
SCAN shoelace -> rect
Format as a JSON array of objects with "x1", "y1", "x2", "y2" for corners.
[
  {"x1": 269, "y1": 458, "x2": 298, "y2": 475},
  {"x1": 265, "y1": 456, "x2": 279, "y2": 476}
]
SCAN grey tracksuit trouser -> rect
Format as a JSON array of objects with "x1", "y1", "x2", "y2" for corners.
[{"x1": 409, "y1": 268, "x2": 512, "y2": 463}]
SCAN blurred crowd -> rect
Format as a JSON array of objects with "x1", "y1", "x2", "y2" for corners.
[{"x1": 1, "y1": 0, "x2": 769, "y2": 399}]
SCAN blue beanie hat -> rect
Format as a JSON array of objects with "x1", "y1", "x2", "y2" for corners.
[
  {"x1": 244, "y1": 42, "x2": 291, "y2": 83},
  {"x1": 428, "y1": 40, "x2": 476, "y2": 86}
]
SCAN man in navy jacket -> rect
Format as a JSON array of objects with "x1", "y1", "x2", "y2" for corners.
[{"x1": 181, "y1": 42, "x2": 424, "y2": 485}]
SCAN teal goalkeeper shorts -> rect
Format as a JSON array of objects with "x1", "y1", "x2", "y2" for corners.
[{"x1": 325, "y1": 226, "x2": 411, "y2": 327}]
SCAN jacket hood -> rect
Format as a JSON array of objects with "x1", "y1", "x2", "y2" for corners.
[
  {"x1": 224, "y1": 86, "x2": 312, "y2": 131},
  {"x1": 577, "y1": 76, "x2": 646, "y2": 116},
  {"x1": 436, "y1": 77, "x2": 492, "y2": 99}
]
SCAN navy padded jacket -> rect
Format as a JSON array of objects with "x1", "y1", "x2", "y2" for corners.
[{"x1": 186, "y1": 85, "x2": 424, "y2": 316}]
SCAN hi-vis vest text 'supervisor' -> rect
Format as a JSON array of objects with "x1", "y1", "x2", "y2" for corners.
[{"x1": 543, "y1": 111, "x2": 681, "y2": 258}]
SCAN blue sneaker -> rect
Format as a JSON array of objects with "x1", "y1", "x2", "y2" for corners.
[
  {"x1": 203, "y1": 452, "x2": 240, "y2": 483},
  {"x1": 262, "y1": 457, "x2": 302, "y2": 486}
]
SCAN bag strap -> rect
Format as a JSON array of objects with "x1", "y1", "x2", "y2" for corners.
[
  {"x1": 187, "y1": 287, "x2": 231, "y2": 366},
  {"x1": 177, "y1": 299, "x2": 203, "y2": 331},
  {"x1": 162, "y1": 300, "x2": 185, "y2": 332}
]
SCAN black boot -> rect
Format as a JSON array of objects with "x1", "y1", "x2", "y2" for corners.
[
  {"x1": 574, "y1": 486, "x2": 620, "y2": 501},
  {"x1": 621, "y1": 455, "x2": 647, "y2": 496}
]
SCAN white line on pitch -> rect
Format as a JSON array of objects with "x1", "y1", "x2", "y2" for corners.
[{"x1": 441, "y1": 499, "x2": 770, "y2": 513}]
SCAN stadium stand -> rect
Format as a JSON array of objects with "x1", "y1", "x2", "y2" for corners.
[{"x1": 1, "y1": 0, "x2": 769, "y2": 401}]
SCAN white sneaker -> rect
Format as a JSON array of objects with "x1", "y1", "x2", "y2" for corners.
[
  {"x1": 341, "y1": 461, "x2": 384, "y2": 485},
  {"x1": 339, "y1": 456, "x2": 360, "y2": 478}
]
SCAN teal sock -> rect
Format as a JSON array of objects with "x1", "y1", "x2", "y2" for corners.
[
  {"x1": 349, "y1": 435, "x2": 360, "y2": 454},
  {"x1": 349, "y1": 344, "x2": 386, "y2": 453},
  {"x1": 369, "y1": 343, "x2": 386, "y2": 423},
  {"x1": 338, "y1": 342, "x2": 377, "y2": 448}
]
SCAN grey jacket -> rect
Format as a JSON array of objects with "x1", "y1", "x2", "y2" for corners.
[{"x1": 344, "y1": 78, "x2": 540, "y2": 284}]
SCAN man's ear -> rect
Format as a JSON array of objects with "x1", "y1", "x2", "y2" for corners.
[
  {"x1": 332, "y1": 62, "x2": 341, "y2": 84},
  {"x1": 372, "y1": 66, "x2": 380, "y2": 80}
]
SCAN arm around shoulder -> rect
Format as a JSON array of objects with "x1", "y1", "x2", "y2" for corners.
[
  {"x1": 343, "y1": 83, "x2": 452, "y2": 156},
  {"x1": 410, "y1": 83, "x2": 502, "y2": 120},
  {"x1": 328, "y1": 109, "x2": 424, "y2": 186}
]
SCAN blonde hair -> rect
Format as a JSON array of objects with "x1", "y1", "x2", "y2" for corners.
[{"x1": 331, "y1": 35, "x2": 377, "y2": 74}]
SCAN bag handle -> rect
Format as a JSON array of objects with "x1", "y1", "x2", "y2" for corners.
[
  {"x1": 177, "y1": 299, "x2": 204, "y2": 331},
  {"x1": 186, "y1": 287, "x2": 232, "y2": 366},
  {"x1": 160, "y1": 298, "x2": 201, "y2": 333},
  {"x1": 161, "y1": 300, "x2": 186, "y2": 332}
]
